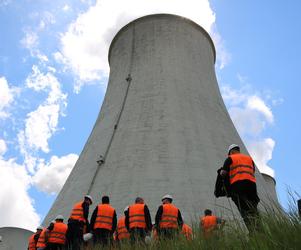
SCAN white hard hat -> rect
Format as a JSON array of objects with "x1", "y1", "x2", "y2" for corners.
[
  {"x1": 37, "y1": 226, "x2": 43, "y2": 230},
  {"x1": 51, "y1": 220, "x2": 56, "y2": 224},
  {"x1": 124, "y1": 206, "x2": 129, "y2": 212},
  {"x1": 145, "y1": 235, "x2": 152, "y2": 244},
  {"x1": 162, "y1": 194, "x2": 173, "y2": 201},
  {"x1": 83, "y1": 232, "x2": 93, "y2": 242},
  {"x1": 228, "y1": 144, "x2": 239, "y2": 154},
  {"x1": 55, "y1": 215, "x2": 64, "y2": 220},
  {"x1": 84, "y1": 195, "x2": 93, "y2": 204}
]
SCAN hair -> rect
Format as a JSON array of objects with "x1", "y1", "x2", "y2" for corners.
[
  {"x1": 204, "y1": 209, "x2": 212, "y2": 216},
  {"x1": 135, "y1": 197, "x2": 144, "y2": 203},
  {"x1": 102, "y1": 195, "x2": 110, "y2": 204}
]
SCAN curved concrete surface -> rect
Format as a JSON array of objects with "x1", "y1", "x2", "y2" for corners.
[
  {"x1": 44, "y1": 14, "x2": 279, "y2": 225},
  {"x1": 0, "y1": 227, "x2": 33, "y2": 250}
]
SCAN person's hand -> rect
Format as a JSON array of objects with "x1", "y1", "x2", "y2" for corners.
[{"x1": 220, "y1": 170, "x2": 228, "y2": 176}]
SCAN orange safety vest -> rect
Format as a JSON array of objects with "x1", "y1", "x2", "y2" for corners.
[
  {"x1": 116, "y1": 216, "x2": 130, "y2": 240},
  {"x1": 48, "y1": 222, "x2": 68, "y2": 245},
  {"x1": 201, "y1": 215, "x2": 217, "y2": 235},
  {"x1": 28, "y1": 233, "x2": 37, "y2": 250},
  {"x1": 159, "y1": 203, "x2": 179, "y2": 229},
  {"x1": 69, "y1": 201, "x2": 85, "y2": 222},
  {"x1": 36, "y1": 229, "x2": 47, "y2": 248},
  {"x1": 229, "y1": 153, "x2": 256, "y2": 184},
  {"x1": 129, "y1": 203, "x2": 146, "y2": 229},
  {"x1": 182, "y1": 224, "x2": 193, "y2": 240},
  {"x1": 94, "y1": 204, "x2": 115, "y2": 230}
]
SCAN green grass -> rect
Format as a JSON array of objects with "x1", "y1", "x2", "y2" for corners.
[{"x1": 85, "y1": 208, "x2": 301, "y2": 250}]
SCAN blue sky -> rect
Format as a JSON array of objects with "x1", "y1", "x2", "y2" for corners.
[{"x1": 0, "y1": 0, "x2": 300, "y2": 230}]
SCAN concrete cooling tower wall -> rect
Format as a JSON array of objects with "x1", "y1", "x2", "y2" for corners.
[
  {"x1": 44, "y1": 14, "x2": 278, "y2": 225},
  {"x1": 0, "y1": 227, "x2": 33, "y2": 250}
]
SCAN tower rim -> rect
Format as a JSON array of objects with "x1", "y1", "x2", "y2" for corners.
[{"x1": 108, "y1": 13, "x2": 216, "y2": 65}]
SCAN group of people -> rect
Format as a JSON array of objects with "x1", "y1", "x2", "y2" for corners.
[
  {"x1": 28, "y1": 195, "x2": 224, "y2": 250},
  {"x1": 28, "y1": 143, "x2": 260, "y2": 249}
]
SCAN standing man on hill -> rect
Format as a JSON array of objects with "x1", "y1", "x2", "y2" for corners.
[
  {"x1": 90, "y1": 195, "x2": 117, "y2": 247},
  {"x1": 125, "y1": 197, "x2": 152, "y2": 244},
  {"x1": 220, "y1": 144, "x2": 260, "y2": 231},
  {"x1": 67, "y1": 195, "x2": 93, "y2": 250},
  {"x1": 155, "y1": 194, "x2": 183, "y2": 239}
]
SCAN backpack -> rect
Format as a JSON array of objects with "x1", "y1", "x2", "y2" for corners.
[{"x1": 214, "y1": 168, "x2": 231, "y2": 198}]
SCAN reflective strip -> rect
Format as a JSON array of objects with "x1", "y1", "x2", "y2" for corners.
[
  {"x1": 160, "y1": 220, "x2": 177, "y2": 223},
  {"x1": 230, "y1": 164, "x2": 253, "y2": 171},
  {"x1": 129, "y1": 220, "x2": 145, "y2": 223},
  {"x1": 49, "y1": 235, "x2": 65, "y2": 240},
  {"x1": 129, "y1": 214, "x2": 144, "y2": 217},
  {"x1": 96, "y1": 215, "x2": 113, "y2": 219},
  {"x1": 162, "y1": 215, "x2": 178, "y2": 219},
  {"x1": 230, "y1": 171, "x2": 255, "y2": 179},
  {"x1": 95, "y1": 220, "x2": 113, "y2": 225}
]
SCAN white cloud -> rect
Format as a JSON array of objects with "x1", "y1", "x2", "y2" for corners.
[
  {"x1": 247, "y1": 138, "x2": 275, "y2": 177},
  {"x1": 0, "y1": 139, "x2": 7, "y2": 155},
  {"x1": 247, "y1": 95, "x2": 274, "y2": 124},
  {"x1": 58, "y1": 0, "x2": 220, "y2": 92},
  {"x1": 62, "y1": 4, "x2": 70, "y2": 12},
  {"x1": 33, "y1": 154, "x2": 78, "y2": 194},
  {"x1": 0, "y1": 157, "x2": 40, "y2": 231},
  {"x1": 221, "y1": 83, "x2": 278, "y2": 176},
  {"x1": 20, "y1": 104, "x2": 60, "y2": 153},
  {"x1": 21, "y1": 30, "x2": 39, "y2": 51},
  {"x1": 18, "y1": 66, "x2": 67, "y2": 172},
  {"x1": 0, "y1": 77, "x2": 16, "y2": 119}
]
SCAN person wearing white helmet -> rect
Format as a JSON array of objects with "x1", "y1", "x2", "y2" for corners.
[
  {"x1": 220, "y1": 144, "x2": 260, "y2": 232},
  {"x1": 28, "y1": 226, "x2": 43, "y2": 250},
  {"x1": 47, "y1": 216, "x2": 68, "y2": 249},
  {"x1": 67, "y1": 195, "x2": 93, "y2": 250},
  {"x1": 154, "y1": 194, "x2": 183, "y2": 239}
]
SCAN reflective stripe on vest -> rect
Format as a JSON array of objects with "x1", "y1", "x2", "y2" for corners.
[
  {"x1": 129, "y1": 203, "x2": 146, "y2": 229},
  {"x1": 48, "y1": 222, "x2": 68, "y2": 244},
  {"x1": 117, "y1": 216, "x2": 130, "y2": 240},
  {"x1": 94, "y1": 204, "x2": 115, "y2": 230},
  {"x1": 229, "y1": 154, "x2": 256, "y2": 184},
  {"x1": 36, "y1": 229, "x2": 47, "y2": 248},
  {"x1": 28, "y1": 234, "x2": 36, "y2": 250},
  {"x1": 201, "y1": 215, "x2": 217, "y2": 232},
  {"x1": 159, "y1": 203, "x2": 179, "y2": 229},
  {"x1": 69, "y1": 201, "x2": 85, "y2": 221}
]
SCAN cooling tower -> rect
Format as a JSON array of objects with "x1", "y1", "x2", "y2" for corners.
[
  {"x1": 0, "y1": 227, "x2": 33, "y2": 250},
  {"x1": 44, "y1": 14, "x2": 278, "y2": 225}
]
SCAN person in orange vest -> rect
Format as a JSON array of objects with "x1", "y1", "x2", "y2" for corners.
[
  {"x1": 36, "y1": 226, "x2": 49, "y2": 250},
  {"x1": 28, "y1": 226, "x2": 43, "y2": 250},
  {"x1": 90, "y1": 195, "x2": 117, "y2": 246},
  {"x1": 125, "y1": 197, "x2": 152, "y2": 244},
  {"x1": 155, "y1": 194, "x2": 183, "y2": 239},
  {"x1": 115, "y1": 207, "x2": 130, "y2": 242},
  {"x1": 220, "y1": 144, "x2": 260, "y2": 231},
  {"x1": 67, "y1": 195, "x2": 93, "y2": 250},
  {"x1": 200, "y1": 209, "x2": 224, "y2": 238},
  {"x1": 47, "y1": 215, "x2": 68, "y2": 250},
  {"x1": 181, "y1": 223, "x2": 193, "y2": 241}
]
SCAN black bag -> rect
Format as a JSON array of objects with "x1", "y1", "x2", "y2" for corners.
[{"x1": 214, "y1": 167, "x2": 231, "y2": 198}]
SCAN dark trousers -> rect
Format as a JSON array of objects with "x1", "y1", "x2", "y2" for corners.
[
  {"x1": 93, "y1": 228, "x2": 113, "y2": 247},
  {"x1": 47, "y1": 243, "x2": 65, "y2": 250},
  {"x1": 230, "y1": 181, "x2": 260, "y2": 232},
  {"x1": 66, "y1": 220, "x2": 84, "y2": 250},
  {"x1": 157, "y1": 228, "x2": 178, "y2": 240},
  {"x1": 129, "y1": 227, "x2": 146, "y2": 244}
]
